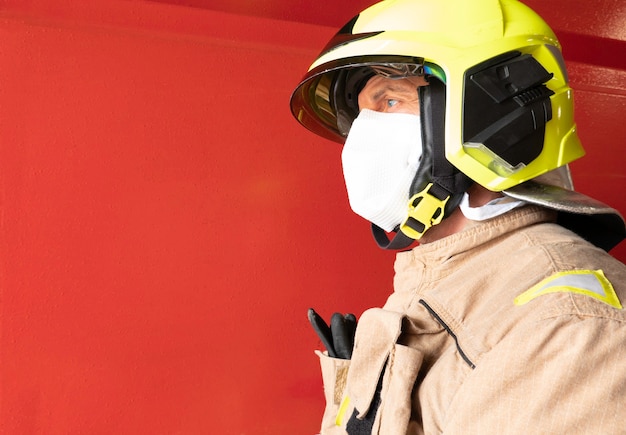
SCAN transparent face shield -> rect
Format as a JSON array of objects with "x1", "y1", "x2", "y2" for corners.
[
  {"x1": 290, "y1": 56, "x2": 446, "y2": 142},
  {"x1": 330, "y1": 60, "x2": 447, "y2": 137}
]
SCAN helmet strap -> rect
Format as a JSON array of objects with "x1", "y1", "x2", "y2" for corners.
[{"x1": 422, "y1": 79, "x2": 473, "y2": 198}]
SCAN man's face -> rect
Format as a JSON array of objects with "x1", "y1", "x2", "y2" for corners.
[{"x1": 357, "y1": 75, "x2": 428, "y2": 116}]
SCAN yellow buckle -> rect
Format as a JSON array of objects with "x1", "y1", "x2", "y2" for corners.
[{"x1": 400, "y1": 183, "x2": 449, "y2": 239}]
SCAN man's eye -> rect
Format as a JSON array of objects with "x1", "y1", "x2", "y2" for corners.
[{"x1": 386, "y1": 99, "x2": 399, "y2": 108}]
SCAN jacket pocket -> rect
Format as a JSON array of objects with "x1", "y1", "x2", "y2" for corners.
[
  {"x1": 346, "y1": 308, "x2": 404, "y2": 420},
  {"x1": 316, "y1": 350, "x2": 351, "y2": 434}
]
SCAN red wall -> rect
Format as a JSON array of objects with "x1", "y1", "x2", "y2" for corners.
[{"x1": 0, "y1": 1, "x2": 624, "y2": 434}]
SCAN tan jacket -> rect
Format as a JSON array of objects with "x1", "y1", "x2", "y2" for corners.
[{"x1": 318, "y1": 206, "x2": 626, "y2": 434}]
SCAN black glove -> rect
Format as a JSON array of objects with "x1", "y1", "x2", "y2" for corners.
[{"x1": 307, "y1": 308, "x2": 357, "y2": 360}]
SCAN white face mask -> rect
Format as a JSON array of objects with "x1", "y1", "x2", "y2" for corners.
[{"x1": 341, "y1": 109, "x2": 422, "y2": 232}]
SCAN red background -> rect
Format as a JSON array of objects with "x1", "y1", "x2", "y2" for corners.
[{"x1": 0, "y1": 1, "x2": 624, "y2": 433}]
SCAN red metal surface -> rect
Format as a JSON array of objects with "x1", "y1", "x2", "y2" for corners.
[{"x1": 0, "y1": 1, "x2": 624, "y2": 433}]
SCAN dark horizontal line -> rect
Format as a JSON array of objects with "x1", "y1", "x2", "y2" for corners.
[{"x1": 557, "y1": 31, "x2": 626, "y2": 71}]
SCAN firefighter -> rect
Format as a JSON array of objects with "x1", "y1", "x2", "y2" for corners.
[{"x1": 290, "y1": 0, "x2": 626, "y2": 433}]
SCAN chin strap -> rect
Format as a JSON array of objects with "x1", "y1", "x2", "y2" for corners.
[
  {"x1": 372, "y1": 223, "x2": 416, "y2": 250},
  {"x1": 373, "y1": 78, "x2": 472, "y2": 250}
]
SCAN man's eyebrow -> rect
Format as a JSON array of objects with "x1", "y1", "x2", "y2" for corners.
[{"x1": 370, "y1": 84, "x2": 416, "y2": 101}]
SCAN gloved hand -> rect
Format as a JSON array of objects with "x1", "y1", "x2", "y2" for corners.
[{"x1": 307, "y1": 308, "x2": 357, "y2": 360}]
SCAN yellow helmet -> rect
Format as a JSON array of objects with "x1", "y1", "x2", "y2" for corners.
[{"x1": 290, "y1": 0, "x2": 625, "y2": 250}]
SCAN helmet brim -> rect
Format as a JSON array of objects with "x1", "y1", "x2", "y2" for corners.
[{"x1": 290, "y1": 55, "x2": 427, "y2": 143}]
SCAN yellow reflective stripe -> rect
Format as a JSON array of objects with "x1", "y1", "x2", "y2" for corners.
[
  {"x1": 515, "y1": 269, "x2": 622, "y2": 309},
  {"x1": 335, "y1": 396, "x2": 351, "y2": 427}
]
